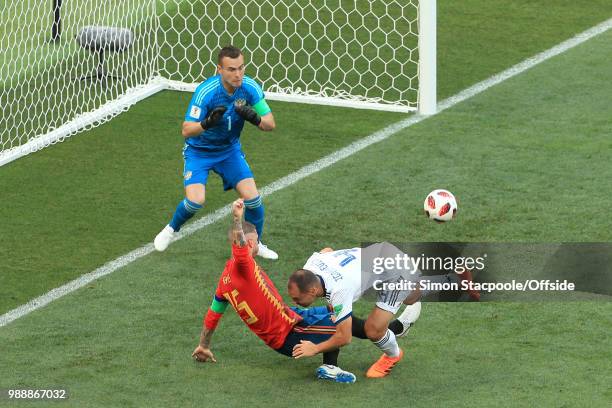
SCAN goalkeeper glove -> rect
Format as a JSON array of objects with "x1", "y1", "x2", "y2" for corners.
[
  {"x1": 234, "y1": 103, "x2": 261, "y2": 126},
  {"x1": 200, "y1": 106, "x2": 227, "y2": 130}
]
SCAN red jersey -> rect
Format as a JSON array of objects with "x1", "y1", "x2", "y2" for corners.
[{"x1": 214, "y1": 244, "x2": 302, "y2": 349}]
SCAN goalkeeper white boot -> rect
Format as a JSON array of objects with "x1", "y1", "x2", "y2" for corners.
[
  {"x1": 257, "y1": 242, "x2": 278, "y2": 260},
  {"x1": 397, "y1": 301, "x2": 422, "y2": 337},
  {"x1": 154, "y1": 225, "x2": 175, "y2": 252},
  {"x1": 316, "y1": 365, "x2": 356, "y2": 384}
]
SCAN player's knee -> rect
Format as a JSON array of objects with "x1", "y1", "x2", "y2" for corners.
[
  {"x1": 185, "y1": 192, "x2": 205, "y2": 205},
  {"x1": 241, "y1": 189, "x2": 259, "y2": 202},
  {"x1": 236, "y1": 178, "x2": 258, "y2": 200},
  {"x1": 188, "y1": 196, "x2": 205, "y2": 206},
  {"x1": 364, "y1": 319, "x2": 387, "y2": 341}
]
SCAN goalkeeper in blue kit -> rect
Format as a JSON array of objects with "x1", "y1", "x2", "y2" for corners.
[{"x1": 154, "y1": 45, "x2": 279, "y2": 259}]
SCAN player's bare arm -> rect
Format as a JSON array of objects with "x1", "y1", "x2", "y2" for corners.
[
  {"x1": 292, "y1": 316, "x2": 352, "y2": 358},
  {"x1": 258, "y1": 112, "x2": 275, "y2": 131},
  {"x1": 319, "y1": 247, "x2": 333, "y2": 253},
  {"x1": 231, "y1": 199, "x2": 247, "y2": 247},
  {"x1": 182, "y1": 121, "x2": 205, "y2": 137},
  {"x1": 192, "y1": 326, "x2": 217, "y2": 363}
]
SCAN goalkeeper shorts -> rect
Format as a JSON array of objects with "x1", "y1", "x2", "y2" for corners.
[{"x1": 183, "y1": 145, "x2": 253, "y2": 191}]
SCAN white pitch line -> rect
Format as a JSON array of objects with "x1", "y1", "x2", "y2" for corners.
[{"x1": 1, "y1": 17, "x2": 611, "y2": 328}]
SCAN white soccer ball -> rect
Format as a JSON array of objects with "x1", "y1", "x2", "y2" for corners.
[{"x1": 424, "y1": 189, "x2": 458, "y2": 222}]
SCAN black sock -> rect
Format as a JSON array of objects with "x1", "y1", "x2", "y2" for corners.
[
  {"x1": 353, "y1": 316, "x2": 403, "y2": 338},
  {"x1": 322, "y1": 349, "x2": 339, "y2": 366},
  {"x1": 351, "y1": 316, "x2": 368, "y2": 339},
  {"x1": 388, "y1": 319, "x2": 404, "y2": 335}
]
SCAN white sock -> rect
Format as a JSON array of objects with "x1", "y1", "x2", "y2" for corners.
[{"x1": 372, "y1": 329, "x2": 400, "y2": 357}]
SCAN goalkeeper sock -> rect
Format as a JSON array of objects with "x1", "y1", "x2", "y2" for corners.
[
  {"x1": 244, "y1": 195, "x2": 264, "y2": 239},
  {"x1": 169, "y1": 198, "x2": 202, "y2": 232}
]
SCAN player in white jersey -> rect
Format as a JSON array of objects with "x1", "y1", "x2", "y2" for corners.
[
  {"x1": 287, "y1": 242, "x2": 423, "y2": 378},
  {"x1": 288, "y1": 242, "x2": 479, "y2": 377}
]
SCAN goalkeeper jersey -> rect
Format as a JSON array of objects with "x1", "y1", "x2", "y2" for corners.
[
  {"x1": 213, "y1": 244, "x2": 301, "y2": 350},
  {"x1": 184, "y1": 75, "x2": 270, "y2": 153}
]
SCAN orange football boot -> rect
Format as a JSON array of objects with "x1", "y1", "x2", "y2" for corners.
[{"x1": 366, "y1": 348, "x2": 404, "y2": 378}]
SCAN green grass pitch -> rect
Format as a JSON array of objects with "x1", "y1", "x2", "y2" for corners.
[{"x1": 1, "y1": 1, "x2": 612, "y2": 407}]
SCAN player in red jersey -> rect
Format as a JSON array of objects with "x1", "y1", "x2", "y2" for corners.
[{"x1": 192, "y1": 199, "x2": 356, "y2": 383}]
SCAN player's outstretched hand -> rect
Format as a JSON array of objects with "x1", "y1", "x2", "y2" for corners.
[
  {"x1": 234, "y1": 103, "x2": 261, "y2": 126},
  {"x1": 192, "y1": 345, "x2": 217, "y2": 363},
  {"x1": 292, "y1": 340, "x2": 318, "y2": 359},
  {"x1": 232, "y1": 198, "x2": 244, "y2": 219},
  {"x1": 201, "y1": 106, "x2": 227, "y2": 130}
]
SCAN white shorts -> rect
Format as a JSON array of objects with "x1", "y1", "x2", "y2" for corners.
[{"x1": 375, "y1": 278, "x2": 413, "y2": 314}]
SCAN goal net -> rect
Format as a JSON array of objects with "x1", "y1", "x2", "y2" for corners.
[{"x1": 0, "y1": 0, "x2": 435, "y2": 166}]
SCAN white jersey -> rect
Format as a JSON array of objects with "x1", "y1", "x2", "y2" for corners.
[
  {"x1": 303, "y1": 243, "x2": 419, "y2": 322},
  {"x1": 303, "y1": 248, "x2": 364, "y2": 323}
]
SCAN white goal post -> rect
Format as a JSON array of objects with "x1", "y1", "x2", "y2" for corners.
[{"x1": 0, "y1": 0, "x2": 436, "y2": 167}]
